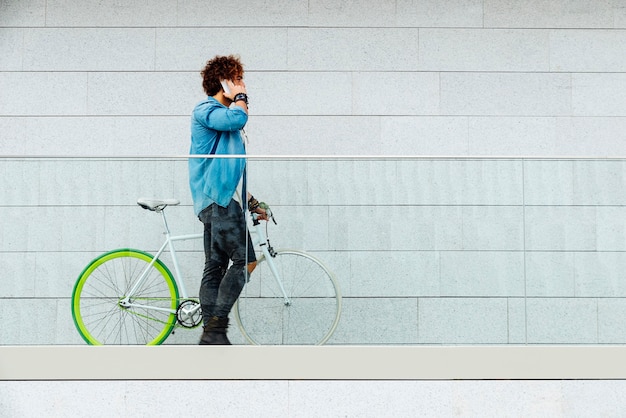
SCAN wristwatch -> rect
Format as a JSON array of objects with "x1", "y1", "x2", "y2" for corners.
[{"x1": 233, "y1": 93, "x2": 248, "y2": 105}]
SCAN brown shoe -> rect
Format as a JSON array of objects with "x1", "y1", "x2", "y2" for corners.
[{"x1": 199, "y1": 316, "x2": 231, "y2": 345}]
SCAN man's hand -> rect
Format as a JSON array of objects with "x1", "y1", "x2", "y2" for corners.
[
  {"x1": 223, "y1": 79, "x2": 248, "y2": 113},
  {"x1": 223, "y1": 79, "x2": 246, "y2": 101},
  {"x1": 248, "y1": 194, "x2": 269, "y2": 221},
  {"x1": 252, "y1": 206, "x2": 269, "y2": 221}
]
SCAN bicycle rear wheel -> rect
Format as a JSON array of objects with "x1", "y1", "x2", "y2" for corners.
[
  {"x1": 234, "y1": 249, "x2": 341, "y2": 345},
  {"x1": 71, "y1": 249, "x2": 179, "y2": 345}
]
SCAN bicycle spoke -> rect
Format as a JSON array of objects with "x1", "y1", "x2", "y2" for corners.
[
  {"x1": 72, "y1": 250, "x2": 178, "y2": 345},
  {"x1": 235, "y1": 250, "x2": 340, "y2": 345}
]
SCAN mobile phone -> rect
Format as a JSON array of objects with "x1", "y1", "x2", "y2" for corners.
[{"x1": 220, "y1": 80, "x2": 231, "y2": 94}]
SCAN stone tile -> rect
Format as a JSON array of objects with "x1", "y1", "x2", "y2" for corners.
[
  {"x1": 461, "y1": 206, "x2": 524, "y2": 250},
  {"x1": 249, "y1": 72, "x2": 352, "y2": 116},
  {"x1": 87, "y1": 72, "x2": 197, "y2": 116},
  {"x1": 524, "y1": 206, "x2": 597, "y2": 251},
  {"x1": 469, "y1": 117, "x2": 559, "y2": 156},
  {"x1": 441, "y1": 72, "x2": 571, "y2": 116},
  {"x1": 352, "y1": 72, "x2": 440, "y2": 116},
  {"x1": 330, "y1": 297, "x2": 418, "y2": 344},
  {"x1": 575, "y1": 252, "x2": 626, "y2": 297},
  {"x1": 381, "y1": 117, "x2": 470, "y2": 155},
  {"x1": 420, "y1": 29, "x2": 549, "y2": 72},
  {"x1": 526, "y1": 298, "x2": 598, "y2": 343},
  {"x1": 484, "y1": 0, "x2": 615, "y2": 28},
  {"x1": 440, "y1": 251, "x2": 525, "y2": 296},
  {"x1": 418, "y1": 297, "x2": 509, "y2": 344},
  {"x1": 23, "y1": 28, "x2": 155, "y2": 71},
  {"x1": 287, "y1": 28, "x2": 419, "y2": 71},
  {"x1": 525, "y1": 251, "x2": 576, "y2": 297},
  {"x1": 551, "y1": 30, "x2": 626, "y2": 72},
  {"x1": 46, "y1": 0, "x2": 176, "y2": 26},
  {"x1": 0, "y1": 28, "x2": 23, "y2": 70},
  {"x1": 396, "y1": 0, "x2": 483, "y2": 27},
  {"x1": 572, "y1": 73, "x2": 626, "y2": 116},
  {"x1": 349, "y1": 250, "x2": 440, "y2": 297},
  {"x1": 0, "y1": 0, "x2": 45, "y2": 26},
  {"x1": 155, "y1": 28, "x2": 288, "y2": 71},
  {"x1": 308, "y1": 0, "x2": 396, "y2": 26},
  {"x1": 177, "y1": 0, "x2": 307, "y2": 27},
  {"x1": 0, "y1": 72, "x2": 88, "y2": 115},
  {"x1": 598, "y1": 298, "x2": 626, "y2": 343},
  {"x1": 507, "y1": 297, "x2": 526, "y2": 343}
]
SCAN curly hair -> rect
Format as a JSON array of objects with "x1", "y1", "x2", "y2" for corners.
[{"x1": 200, "y1": 55, "x2": 244, "y2": 96}]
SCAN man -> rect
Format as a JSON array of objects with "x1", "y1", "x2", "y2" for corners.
[{"x1": 188, "y1": 55, "x2": 267, "y2": 345}]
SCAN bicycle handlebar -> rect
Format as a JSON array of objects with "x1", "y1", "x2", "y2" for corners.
[{"x1": 252, "y1": 202, "x2": 277, "y2": 225}]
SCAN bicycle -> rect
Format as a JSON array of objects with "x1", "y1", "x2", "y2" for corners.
[{"x1": 71, "y1": 198, "x2": 341, "y2": 346}]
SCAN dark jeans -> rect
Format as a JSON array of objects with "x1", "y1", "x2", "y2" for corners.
[{"x1": 198, "y1": 199, "x2": 256, "y2": 323}]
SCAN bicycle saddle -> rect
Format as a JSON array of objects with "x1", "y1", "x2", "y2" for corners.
[{"x1": 137, "y1": 198, "x2": 180, "y2": 211}]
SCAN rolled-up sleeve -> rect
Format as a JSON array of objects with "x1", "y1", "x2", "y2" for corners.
[{"x1": 194, "y1": 102, "x2": 248, "y2": 132}]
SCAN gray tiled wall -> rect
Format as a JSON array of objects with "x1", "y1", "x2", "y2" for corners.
[
  {"x1": 1, "y1": 157, "x2": 625, "y2": 345},
  {"x1": 1, "y1": 0, "x2": 626, "y2": 346}
]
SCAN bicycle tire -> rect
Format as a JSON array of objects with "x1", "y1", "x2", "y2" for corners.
[
  {"x1": 234, "y1": 249, "x2": 341, "y2": 345},
  {"x1": 71, "y1": 249, "x2": 179, "y2": 345}
]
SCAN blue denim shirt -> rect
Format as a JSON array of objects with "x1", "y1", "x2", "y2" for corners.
[{"x1": 189, "y1": 97, "x2": 248, "y2": 215}]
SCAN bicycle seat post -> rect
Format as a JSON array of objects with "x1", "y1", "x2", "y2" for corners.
[{"x1": 158, "y1": 208, "x2": 172, "y2": 236}]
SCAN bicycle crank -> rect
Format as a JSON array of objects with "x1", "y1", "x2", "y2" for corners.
[{"x1": 176, "y1": 300, "x2": 203, "y2": 328}]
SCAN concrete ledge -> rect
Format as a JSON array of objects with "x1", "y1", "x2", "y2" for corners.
[{"x1": 2, "y1": 345, "x2": 626, "y2": 381}]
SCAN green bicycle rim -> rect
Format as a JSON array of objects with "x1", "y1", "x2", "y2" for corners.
[{"x1": 71, "y1": 248, "x2": 179, "y2": 345}]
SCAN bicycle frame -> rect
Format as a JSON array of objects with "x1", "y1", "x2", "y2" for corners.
[{"x1": 119, "y1": 205, "x2": 291, "y2": 317}]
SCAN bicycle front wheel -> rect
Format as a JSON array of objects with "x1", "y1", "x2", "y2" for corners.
[
  {"x1": 234, "y1": 249, "x2": 341, "y2": 345},
  {"x1": 71, "y1": 249, "x2": 179, "y2": 345}
]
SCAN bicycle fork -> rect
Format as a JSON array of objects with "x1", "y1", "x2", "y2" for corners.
[{"x1": 253, "y1": 219, "x2": 292, "y2": 306}]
